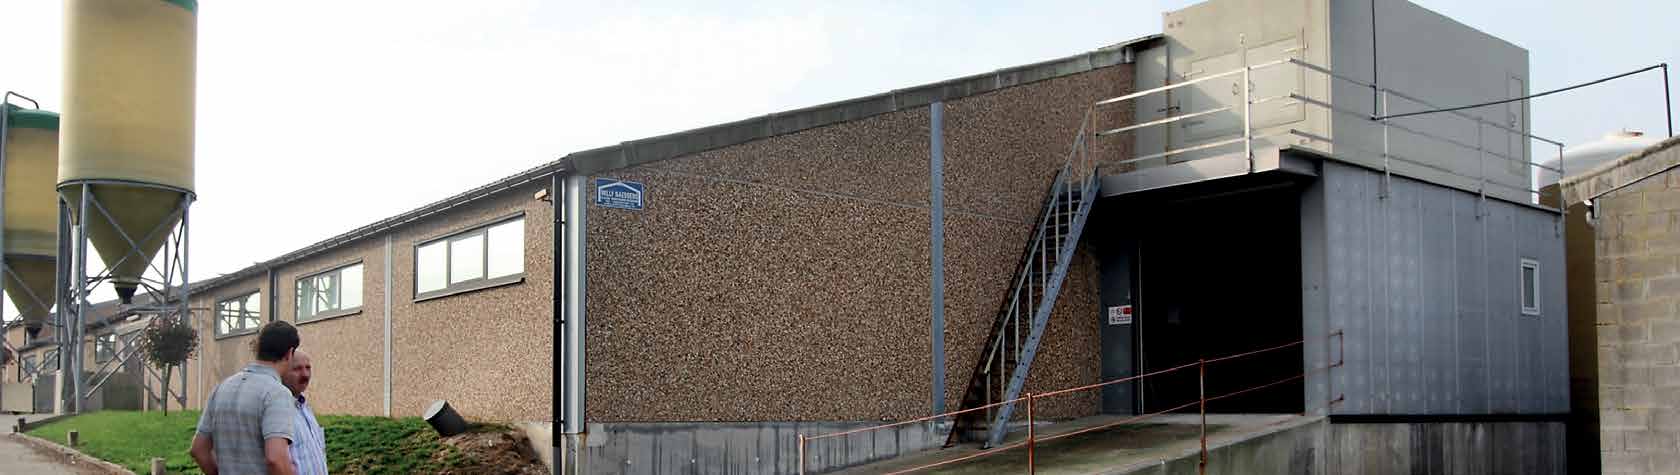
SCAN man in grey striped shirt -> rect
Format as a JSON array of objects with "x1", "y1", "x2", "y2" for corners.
[
  {"x1": 283, "y1": 349, "x2": 328, "y2": 475},
  {"x1": 191, "y1": 321, "x2": 300, "y2": 475}
]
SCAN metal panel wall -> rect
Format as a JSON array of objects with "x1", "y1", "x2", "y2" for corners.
[
  {"x1": 1308, "y1": 160, "x2": 1566, "y2": 415},
  {"x1": 1328, "y1": 0, "x2": 1532, "y2": 203}
]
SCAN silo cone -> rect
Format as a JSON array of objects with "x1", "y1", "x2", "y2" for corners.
[
  {"x1": 59, "y1": 0, "x2": 196, "y2": 304},
  {"x1": 2, "y1": 105, "x2": 60, "y2": 337}
]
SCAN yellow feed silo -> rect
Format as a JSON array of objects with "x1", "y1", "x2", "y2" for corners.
[
  {"x1": 2, "y1": 105, "x2": 60, "y2": 337},
  {"x1": 59, "y1": 0, "x2": 197, "y2": 303}
]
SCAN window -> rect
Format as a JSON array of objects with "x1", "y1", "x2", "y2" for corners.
[
  {"x1": 24, "y1": 328, "x2": 43, "y2": 345},
  {"x1": 1521, "y1": 258, "x2": 1541, "y2": 316},
  {"x1": 21, "y1": 355, "x2": 36, "y2": 377},
  {"x1": 416, "y1": 217, "x2": 524, "y2": 299},
  {"x1": 216, "y1": 291, "x2": 263, "y2": 336},
  {"x1": 42, "y1": 349, "x2": 58, "y2": 373},
  {"x1": 95, "y1": 333, "x2": 116, "y2": 363},
  {"x1": 297, "y1": 263, "x2": 363, "y2": 321}
]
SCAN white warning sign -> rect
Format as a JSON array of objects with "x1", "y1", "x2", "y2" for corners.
[{"x1": 1107, "y1": 305, "x2": 1133, "y2": 325}]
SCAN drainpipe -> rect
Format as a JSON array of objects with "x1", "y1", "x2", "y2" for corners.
[{"x1": 558, "y1": 173, "x2": 587, "y2": 474}]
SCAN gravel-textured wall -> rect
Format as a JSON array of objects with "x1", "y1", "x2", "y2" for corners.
[
  {"x1": 388, "y1": 182, "x2": 555, "y2": 422},
  {"x1": 168, "y1": 62, "x2": 1134, "y2": 425},
  {"x1": 279, "y1": 239, "x2": 389, "y2": 418},
  {"x1": 179, "y1": 181, "x2": 555, "y2": 422},
  {"x1": 188, "y1": 274, "x2": 267, "y2": 410},
  {"x1": 588, "y1": 64, "x2": 1133, "y2": 422}
]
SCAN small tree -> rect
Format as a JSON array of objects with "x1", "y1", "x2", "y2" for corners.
[{"x1": 138, "y1": 314, "x2": 199, "y2": 415}]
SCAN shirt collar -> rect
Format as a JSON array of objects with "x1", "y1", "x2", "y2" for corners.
[{"x1": 242, "y1": 363, "x2": 282, "y2": 382}]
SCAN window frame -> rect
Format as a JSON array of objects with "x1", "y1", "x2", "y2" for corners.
[
  {"x1": 413, "y1": 213, "x2": 527, "y2": 302},
  {"x1": 94, "y1": 333, "x2": 117, "y2": 363},
  {"x1": 215, "y1": 289, "x2": 265, "y2": 338},
  {"x1": 295, "y1": 261, "x2": 365, "y2": 324},
  {"x1": 21, "y1": 355, "x2": 37, "y2": 378},
  {"x1": 1520, "y1": 258, "x2": 1541, "y2": 316}
]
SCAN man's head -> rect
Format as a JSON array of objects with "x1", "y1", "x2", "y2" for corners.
[
  {"x1": 254, "y1": 321, "x2": 300, "y2": 365},
  {"x1": 285, "y1": 349, "x2": 313, "y2": 397}
]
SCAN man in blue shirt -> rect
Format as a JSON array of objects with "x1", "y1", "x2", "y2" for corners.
[
  {"x1": 191, "y1": 321, "x2": 300, "y2": 475},
  {"x1": 284, "y1": 349, "x2": 328, "y2": 475}
]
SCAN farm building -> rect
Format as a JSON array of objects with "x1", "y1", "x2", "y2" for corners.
[{"x1": 4, "y1": 0, "x2": 1582, "y2": 473}]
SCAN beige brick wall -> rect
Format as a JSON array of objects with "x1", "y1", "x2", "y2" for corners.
[{"x1": 1595, "y1": 165, "x2": 1680, "y2": 474}]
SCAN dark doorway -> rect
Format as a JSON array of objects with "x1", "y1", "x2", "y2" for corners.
[{"x1": 1135, "y1": 185, "x2": 1305, "y2": 414}]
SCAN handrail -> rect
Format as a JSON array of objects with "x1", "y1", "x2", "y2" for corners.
[{"x1": 1082, "y1": 53, "x2": 1570, "y2": 203}]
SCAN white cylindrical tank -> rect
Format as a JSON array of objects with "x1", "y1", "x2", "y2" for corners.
[
  {"x1": 59, "y1": 0, "x2": 197, "y2": 303},
  {"x1": 3, "y1": 105, "x2": 60, "y2": 336}
]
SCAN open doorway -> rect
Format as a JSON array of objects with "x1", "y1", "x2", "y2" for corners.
[{"x1": 1135, "y1": 184, "x2": 1305, "y2": 414}]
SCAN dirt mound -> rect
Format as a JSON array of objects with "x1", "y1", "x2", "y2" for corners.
[{"x1": 431, "y1": 429, "x2": 546, "y2": 475}]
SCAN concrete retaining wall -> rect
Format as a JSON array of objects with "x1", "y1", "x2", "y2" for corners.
[
  {"x1": 1116, "y1": 420, "x2": 1564, "y2": 475},
  {"x1": 578, "y1": 421, "x2": 947, "y2": 475}
]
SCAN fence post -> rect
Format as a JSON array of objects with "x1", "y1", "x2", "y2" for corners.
[
  {"x1": 1027, "y1": 392, "x2": 1036, "y2": 475},
  {"x1": 1198, "y1": 358, "x2": 1207, "y2": 475},
  {"x1": 797, "y1": 434, "x2": 806, "y2": 475}
]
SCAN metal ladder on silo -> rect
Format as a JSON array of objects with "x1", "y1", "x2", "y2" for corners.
[{"x1": 948, "y1": 112, "x2": 1099, "y2": 449}]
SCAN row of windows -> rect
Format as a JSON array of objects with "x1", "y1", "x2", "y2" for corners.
[
  {"x1": 18, "y1": 349, "x2": 58, "y2": 379},
  {"x1": 214, "y1": 215, "x2": 526, "y2": 337}
]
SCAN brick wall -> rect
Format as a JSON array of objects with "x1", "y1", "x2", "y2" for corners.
[{"x1": 1593, "y1": 161, "x2": 1680, "y2": 474}]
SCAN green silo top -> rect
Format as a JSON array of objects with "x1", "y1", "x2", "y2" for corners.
[
  {"x1": 3, "y1": 104, "x2": 59, "y2": 131},
  {"x1": 164, "y1": 0, "x2": 197, "y2": 13}
]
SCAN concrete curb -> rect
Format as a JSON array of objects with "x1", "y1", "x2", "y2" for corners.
[
  {"x1": 9, "y1": 432, "x2": 136, "y2": 475},
  {"x1": 17, "y1": 413, "x2": 73, "y2": 433}
]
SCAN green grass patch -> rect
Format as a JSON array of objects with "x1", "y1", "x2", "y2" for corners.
[
  {"x1": 25, "y1": 410, "x2": 201, "y2": 474},
  {"x1": 26, "y1": 411, "x2": 484, "y2": 475}
]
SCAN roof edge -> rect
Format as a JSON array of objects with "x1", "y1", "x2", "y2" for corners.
[
  {"x1": 186, "y1": 35, "x2": 1163, "y2": 294},
  {"x1": 562, "y1": 34, "x2": 1162, "y2": 175},
  {"x1": 1559, "y1": 135, "x2": 1680, "y2": 204}
]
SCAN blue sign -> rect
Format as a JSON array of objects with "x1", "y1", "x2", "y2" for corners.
[{"x1": 594, "y1": 178, "x2": 645, "y2": 210}]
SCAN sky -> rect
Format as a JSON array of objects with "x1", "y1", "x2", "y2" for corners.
[{"x1": 0, "y1": 0, "x2": 1675, "y2": 320}]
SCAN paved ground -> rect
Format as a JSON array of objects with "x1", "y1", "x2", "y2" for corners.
[
  {"x1": 0, "y1": 414, "x2": 110, "y2": 475},
  {"x1": 832, "y1": 413, "x2": 1315, "y2": 475}
]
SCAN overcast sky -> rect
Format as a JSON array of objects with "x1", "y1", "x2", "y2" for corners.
[{"x1": 0, "y1": 0, "x2": 1675, "y2": 320}]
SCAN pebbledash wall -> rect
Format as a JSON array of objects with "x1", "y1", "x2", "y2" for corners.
[
  {"x1": 154, "y1": 38, "x2": 1150, "y2": 449},
  {"x1": 181, "y1": 179, "x2": 555, "y2": 421}
]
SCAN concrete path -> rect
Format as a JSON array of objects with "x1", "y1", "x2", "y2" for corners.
[
  {"x1": 0, "y1": 414, "x2": 109, "y2": 475},
  {"x1": 832, "y1": 413, "x2": 1317, "y2": 475}
]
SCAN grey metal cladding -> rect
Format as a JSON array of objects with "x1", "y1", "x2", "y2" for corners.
[{"x1": 1315, "y1": 161, "x2": 1565, "y2": 415}]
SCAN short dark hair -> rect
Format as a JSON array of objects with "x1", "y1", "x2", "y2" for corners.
[{"x1": 255, "y1": 321, "x2": 300, "y2": 362}]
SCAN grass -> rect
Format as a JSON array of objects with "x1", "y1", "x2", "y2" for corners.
[{"x1": 26, "y1": 410, "x2": 478, "y2": 474}]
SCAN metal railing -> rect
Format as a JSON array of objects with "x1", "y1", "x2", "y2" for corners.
[
  {"x1": 1087, "y1": 36, "x2": 1567, "y2": 211},
  {"x1": 798, "y1": 330, "x2": 1346, "y2": 474}
]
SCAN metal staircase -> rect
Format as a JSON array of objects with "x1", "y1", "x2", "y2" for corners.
[{"x1": 949, "y1": 113, "x2": 1101, "y2": 449}]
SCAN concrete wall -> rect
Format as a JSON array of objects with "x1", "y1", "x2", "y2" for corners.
[
  {"x1": 1585, "y1": 154, "x2": 1680, "y2": 474},
  {"x1": 1111, "y1": 419, "x2": 1564, "y2": 475},
  {"x1": 577, "y1": 420, "x2": 946, "y2": 475},
  {"x1": 585, "y1": 63, "x2": 1132, "y2": 423},
  {"x1": 1303, "y1": 160, "x2": 1568, "y2": 416}
]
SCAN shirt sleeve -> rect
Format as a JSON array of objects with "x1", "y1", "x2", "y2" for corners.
[
  {"x1": 194, "y1": 385, "x2": 217, "y2": 435},
  {"x1": 261, "y1": 387, "x2": 298, "y2": 443}
]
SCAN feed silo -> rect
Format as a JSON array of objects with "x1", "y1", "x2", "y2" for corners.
[
  {"x1": 59, "y1": 0, "x2": 197, "y2": 304},
  {"x1": 1, "y1": 103, "x2": 60, "y2": 337}
]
